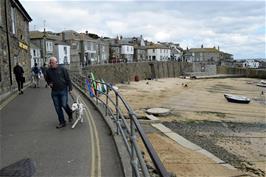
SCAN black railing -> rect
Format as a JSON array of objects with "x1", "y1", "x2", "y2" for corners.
[{"x1": 71, "y1": 73, "x2": 171, "y2": 177}]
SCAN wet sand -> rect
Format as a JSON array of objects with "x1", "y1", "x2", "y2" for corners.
[{"x1": 115, "y1": 77, "x2": 266, "y2": 176}]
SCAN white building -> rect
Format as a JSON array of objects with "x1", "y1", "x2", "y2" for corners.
[
  {"x1": 121, "y1": 44, "x2": 134, "y2": 62},
  {"x1": 54, "y1": 43, "x2": 71, "y2": 64},
  {"x1": 146, "y1": 44, "x2": 170, "y2": 61},
  {"x1": 243, "y1": 60, "x2": 259, "y2": 68},
  {"x1": 30, "y1": 43, "x2": 41, "y2": 67}
]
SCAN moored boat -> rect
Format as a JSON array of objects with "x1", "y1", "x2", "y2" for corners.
[
  {"x1": 224, "y1": 94, "x2": 251, "y2": 104},
  {"x1": 260, "y1": 80, "x2": 266, "y2": 84},
  {"x1": 257, "y1": 83, "x2": 266, "y2": 87}
]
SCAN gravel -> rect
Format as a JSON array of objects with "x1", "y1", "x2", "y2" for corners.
[{"x1": 162, "y1": 120, "x2": 266, "y2": 177}]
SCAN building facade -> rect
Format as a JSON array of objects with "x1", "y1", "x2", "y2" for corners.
[
  {"x1": 54, "y1": 43, "x2": 70, "y2": 65},
  {"x1": 30, "y1": 42, "x2": 41, "y2": 67},
  {"x1": 183, "y1": 45, "x2": 234, "y2": 65},
  {"x1": 146, "y1": 44, "x2": 170, "y2": 61},
  {"x1": 0, "y1": 0, "x2": 32, "y2": 100},
  {"x1": 30, "y1": 30, "x2": 61, "y2": 64}
]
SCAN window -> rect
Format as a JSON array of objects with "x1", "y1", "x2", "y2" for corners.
[
  {"x1": 33, "y1": 50, "x2": 36, "y2": 56},
  {"x1": 11, "y1": 7, "x2": 16, "y2": 34},
  {"x1": 152, "y1": 49, "x2": 155, "y2": 53},
  {"x1": 46, "y1": 41, "x2": 53, "y2": 52},
  {"x1": 64, "y1": 46, "x2": 67, "y2": 54}
]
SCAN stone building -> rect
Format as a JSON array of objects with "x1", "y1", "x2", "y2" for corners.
[
  {"x1": 146, "y1": 44, "x2": 171, "y2": 61},
  {"x1": 184, "y1": 45, "x2": 234, "y2": 65},
  {"x1": 134, "y1": 46, "x2": 147, "y2": 62},
  {"x1": 30, "y1": 30, "x2": 61, "y2": 64},
  {"x1": 0, "y1": 0, "x2": 32, "y2": 101},
  {"x1": 97, "y1": 38, "x2": 109, "y2": 64}
]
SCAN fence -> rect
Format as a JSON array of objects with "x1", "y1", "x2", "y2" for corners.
[{"x1": 71, "y1": 73, "x2": 171, "y2": 177}]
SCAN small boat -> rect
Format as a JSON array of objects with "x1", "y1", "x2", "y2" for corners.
[
  {"x1": 257, "y1": 83, "x2": 266, "y2": 87},
  {"x1": 260, "y1": 80, "x2": 266, "y2": 84},
  {"x1": 224, "y1": 94, "x2": 251, "y2": 104}
]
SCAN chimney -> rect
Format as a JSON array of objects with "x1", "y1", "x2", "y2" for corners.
[
  {"x1": 61, "y1": 32, "x2": 65, "y2": 41},
  {"x1": 201, "y1": 44, "x2": 203, "y2": 48}
]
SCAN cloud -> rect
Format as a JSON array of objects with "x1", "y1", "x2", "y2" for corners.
[{"x1": 20, "y1": 0, "x2": 266, "y2": 59}]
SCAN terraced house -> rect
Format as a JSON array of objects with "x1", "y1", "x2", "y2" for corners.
[{"x1": 0, "y1": 0, "x2": 32, "y2": 101}]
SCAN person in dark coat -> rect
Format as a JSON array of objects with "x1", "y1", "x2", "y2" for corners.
[
  {"x1": 32, "y1": 63, "x2": 40, "y2": 88},
  {"x1": 13, "y1": 63, "x2": 24, "y2": 95},
  {"x1": 46, "y1": 57, "x2": 73, "y2": 129},
  {"x1": 40, "y1": 63, "x2": 48, "y2": 88}
]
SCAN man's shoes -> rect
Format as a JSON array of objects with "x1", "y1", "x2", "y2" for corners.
[
  {"x1": 21, "y1": 91, "x2": 23, "y2": 94},
  {"x1": 56, "y1": 123, "x2": 66, "y2": 129}
]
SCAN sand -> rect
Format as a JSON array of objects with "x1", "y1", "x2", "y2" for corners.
[{"x1": 115, "y1": 77, "x2": 266, "y2": 177}]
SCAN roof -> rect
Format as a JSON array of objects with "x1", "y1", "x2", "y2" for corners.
[
  {"x1": 30, "y1": 31, "x2": 61, "y2": 40},
  {"x1": 12, "y1": 0, "x2": 32, "y2": 22},
  {"x1": 189, "y1": 48, "x2": 220, "y2": 53},
  {"x1": 54, "y1": 41, "x2": 69, "y2": 46},
  {"x1": 146, "y1": 44, "x2": 169, "y2": 49}
]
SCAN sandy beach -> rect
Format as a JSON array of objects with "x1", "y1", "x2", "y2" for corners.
[{"x1": 115, "y1": 77, "x2": 266, "y2": 177}]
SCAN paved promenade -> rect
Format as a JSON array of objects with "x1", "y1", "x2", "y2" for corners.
[{"x1": 0, "y1": 85, "x2": 124, "y2": 177}]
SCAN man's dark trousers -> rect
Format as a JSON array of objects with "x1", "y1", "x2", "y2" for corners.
[
  {"x1": 16, "y1": 78, "x2": 23, "y2": 92},
  {"x1": 51, "y1": 89, "x2": 72, "y2": 125}
]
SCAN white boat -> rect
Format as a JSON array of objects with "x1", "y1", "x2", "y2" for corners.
[
  {"x1": 257, "y1": 83, "x2": 266, "y2": 87},
  {"x1": 260, "y1": 80, "x2": 266, "y2": 84},
  {"x1": 224, "y1": 94, "x2": 251, "y2": 104}
]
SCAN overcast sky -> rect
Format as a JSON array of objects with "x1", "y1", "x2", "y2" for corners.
[{"x1": 20, "y1": 0, "x2": 265, "y2": 59}]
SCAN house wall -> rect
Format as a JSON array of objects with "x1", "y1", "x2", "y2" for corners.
[
  {"x1": 30, "y1": 48, "x2": 41, "y2": 67},
  {"x1": 56, "y1": 45, "x2": 70, "y2": 64},
  {"x1": 147, "y1": 49, "x2": 170, "y2": 61},
  {"x1": 0, "y1": 0, "x2": 31, "y2": 103}
]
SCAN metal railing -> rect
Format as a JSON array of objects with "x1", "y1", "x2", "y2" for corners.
[{"x1": 71, "y1": 73, "x2": 171, "y2": 177}]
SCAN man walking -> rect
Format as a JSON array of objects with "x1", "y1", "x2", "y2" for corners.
[
  {"x1": 13, "y1": 63, "x2": 24, "y2": 95},
  {"x1": 46, "y1": 57, "x2": 73, "y2": 128},
  {"x1": 40, "y1": 63, "x2": 48, "y2": 88}
]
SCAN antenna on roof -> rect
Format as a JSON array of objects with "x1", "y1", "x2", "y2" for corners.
[{"x1": 43, "y1": 20, "x2": 46, "y2": 32}]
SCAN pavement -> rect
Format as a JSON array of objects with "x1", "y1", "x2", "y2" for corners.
[{"x1": 0, "y1": 84, "x2": 124, "y2": 177}]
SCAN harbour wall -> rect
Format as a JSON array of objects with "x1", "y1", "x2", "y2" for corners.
[
  {"x1": 217, "y1": 66, "x2": 266, "y2": 79},
  {"x1": 79, "y1": 62, "x2": 266, "y2": 83},
  {"x1": 81, "y1": 61, "x2": 193, "y2": 83}
]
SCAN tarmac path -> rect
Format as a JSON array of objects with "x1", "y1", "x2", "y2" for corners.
[{"x1": 0, "y1": 86, "x2": 124, "y2": 177}]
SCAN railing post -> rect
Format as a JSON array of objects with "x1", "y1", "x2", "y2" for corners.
[
  {"x1": 115, "y1": 93, "x2": 120, "y2": 135},
  {"x1": 130, "y1": 112, "x2": 138, "y2": 177},
  {"x1": 105, "y1": 88, "x2": 109, "y2": 116}
]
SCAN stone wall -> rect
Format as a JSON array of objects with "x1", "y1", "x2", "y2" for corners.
[
  {"x1": 81, "y1": 61, "x2": 193, "y2": 83},
  {"x1": 0, "y1": 0, "x2": 31, "y2": 103},
  {"x1": 217, "y1": 66, "x2": 266, "y2": 79}
]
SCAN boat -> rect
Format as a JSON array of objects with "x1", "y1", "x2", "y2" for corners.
[
  {"x1": 257, "y1": 83, "x2": 266, "y2": 87},
  {"x1": 260, "y1": 80, "x2": 266, "y2": 84},
  {"x1": 224, "y1": 94, "x2": 251, "y2": 104}
]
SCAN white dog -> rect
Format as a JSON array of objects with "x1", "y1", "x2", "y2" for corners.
[{"x1": 71, "y1": 96, "x2": 85, "y2": 129}]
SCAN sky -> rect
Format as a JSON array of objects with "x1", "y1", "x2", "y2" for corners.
[{"x1": 20, "y1": 0, "x2": 266, "y2": 59}]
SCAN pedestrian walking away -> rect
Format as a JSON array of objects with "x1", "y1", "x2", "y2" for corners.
[
  {"x1": 13, "y1": 63, "x2": 25, "y2": 95},
  {"x1": 40, "y1": 63, "x2": 48, "y2": 88},
  {"x1": 46, "y1": 57, "x2": 73, "y2": 129},
  {"x1": 31, "y1": 63, "x2": 41, "y2": 88}
]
